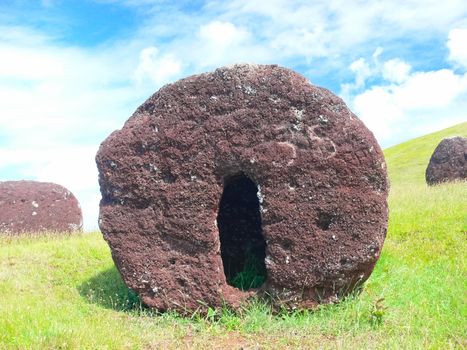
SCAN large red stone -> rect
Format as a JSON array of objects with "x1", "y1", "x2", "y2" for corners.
[
  {"x1": 0, "y1": 180, "x2": 82, "y2": 234},
  {"x1": 96, "y1": 64, "x2": 388, "y2": 313},
  {"x1": 426, "y1": 136, "x2": 467, "y2": 185}
]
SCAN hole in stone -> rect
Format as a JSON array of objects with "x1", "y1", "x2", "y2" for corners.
[
  {"x1": 177, "y1": 278, "x2": 187, "y2": 287},
  {"x1": 161, "y1": 170, "x2": 176, "y2": 184},
  {"x1": 282, "y1": 239, "x2": 293, "y2": 250},
  {"x1": 217, "y1": 173, "x2": 267, "y2": 291},
  {"x1": 316, "y1": 211, "x2": 334, "y2": 230}
]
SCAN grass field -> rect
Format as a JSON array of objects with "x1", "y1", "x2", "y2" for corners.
[{"x1": 1, "y1": 122, "x2": 466, "y2": 349}]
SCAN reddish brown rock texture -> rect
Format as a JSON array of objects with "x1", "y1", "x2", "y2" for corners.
[
  {"x1": 0, "y1": 180, "x2": 82, "y2": 234},
  {"x1": 425, "y1": 136, "x2": 467, "y2": 185},
  {"x1": 96, "y1": 64, "x2": 388, "y2": 313}
]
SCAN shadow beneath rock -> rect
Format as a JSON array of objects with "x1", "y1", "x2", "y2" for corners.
[{"x1": 78, "y1": 266, "x2": 143, "y2": 311}]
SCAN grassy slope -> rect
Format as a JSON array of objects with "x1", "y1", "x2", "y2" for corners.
[
  {"x1": 1, "y1": 123, "x2": 466, "y2": 349},
  {"x1": 385, "y1": 122, "x2": 467, "y2": 184}
]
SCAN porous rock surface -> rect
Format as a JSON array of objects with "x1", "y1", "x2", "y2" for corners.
[
  {"x1": 0, "y1": 181, "x2": 82, "y2": 234},
  {"x1": 96, "y1": 64, "x2": 388, "y2": 313},
  {"x1": 426, "y1": 136, "x2": 467, "y2": 185}
]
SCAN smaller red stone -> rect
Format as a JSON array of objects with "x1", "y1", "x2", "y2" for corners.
[
  {"x1": 0, "y1": 180, "x2": 82, "y2": 234},
  {"x1": 426, "y1": 136, "x2": 467, "y2": 185}
]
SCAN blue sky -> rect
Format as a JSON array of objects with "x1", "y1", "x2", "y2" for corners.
[{"x1": 1, "y1": 0, "x2": 466, "y2": 230}]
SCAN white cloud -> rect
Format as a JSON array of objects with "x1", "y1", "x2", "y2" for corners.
[
  {"x1": 0, "y1": 25, "x2": 52, "y2": 45},
  {"x1": 349, "y1": 58, "x2": 372, "y2": 88},
  {"x1": 394, "y1": 69, "x2": 467, "y2": 110},
  {"x1": 0, "y1": 47, "x2": 65, "y2": 80},
  {"x1": 447, "y1": 28, "x2": 467, "y2": 69},
  {"x1": 353, "y1": 86, "x2": 404, "y2": 141},
  {"x1": 340, "y1": 48, "x2": 385, "y2": 100},
  {"x1": 223, "y1": 0, "x2": 467, "y2": 58},
  {"x1": 134, "y1": 46, "x2": 182, "y2": 85},
  {"x1": 195, "y1": 21, "x2": 253, "y2": 67},
  {"x1": 351, "y1": 67, "x2": 467, "y2": 146},
  {"x1": 382, "y1": 59, "x2": 411, "y2": 83},
  {"x1": 110, "y1": 0, "x2": 467, "y2": 74},
  {"x1": 271, "y1": 27, "x2": 328, "y2": 58},
  {"x1": 341, "y1": 25, "x2": 467, "y2": 147},
  {"x1": 199, "y1": 21, "x2": 249, "y2": 47}
]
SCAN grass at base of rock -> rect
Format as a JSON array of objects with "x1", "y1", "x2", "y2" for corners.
[
  {"x1": 229, "y1": 253, "x2": 267, "y2": 291},
  {"x1": 0, "y1": 122, "x2": 466, "y2": 349}
]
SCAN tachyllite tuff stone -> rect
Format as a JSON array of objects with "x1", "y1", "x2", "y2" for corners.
[
  {"x1": 96, "y1": 64, "x2": 388, "y2": 313},
  {"x1": 0, "y1": 180, "x2": 82, "y2": 234},
  {"x1": 426, "y1": 136, "x2": 467, "y2": 185}
]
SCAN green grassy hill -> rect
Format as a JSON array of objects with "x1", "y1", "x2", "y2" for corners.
[
  {"x1": 385, "y1": 122, "x2": 467, "y2": 185},
  {"x1": 1, "y1": 123, "x2": 466, "y2": 349}
]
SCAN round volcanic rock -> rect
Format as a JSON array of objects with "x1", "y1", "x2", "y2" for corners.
[
  {"x1": 0, "y1": 181, "x2": 82, "y2": 234},
  {"x1": 426, "y1": 136, "x2": 467, "y2": 185},
  {"x1": 96, "y1": 64, "x2": 388, "y2": 313}
]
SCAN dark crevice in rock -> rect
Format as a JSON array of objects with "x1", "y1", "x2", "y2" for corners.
[
  {"x1": 161, "y1": 171, "x2": 176, "y2": 184},
  {"x1": 101, "y1": 192, "x2": 150, "y2": 210},
  {"x1": 282, "y1": 239, "x2": 293, "y2": 250},
  {"x1": 217, "y1": 173, "x2": 267, "y2": 290},
  {"x1": 316, "y1": 211, "x2": 335, "y2": 231}
]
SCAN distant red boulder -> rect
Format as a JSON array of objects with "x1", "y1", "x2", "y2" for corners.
[
  {"x1": 426, "y1": 136, "x2": 467, "y2": 185},
  {"x1": 0, "y1": 181, "x2": 82, "y2": 234}
]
